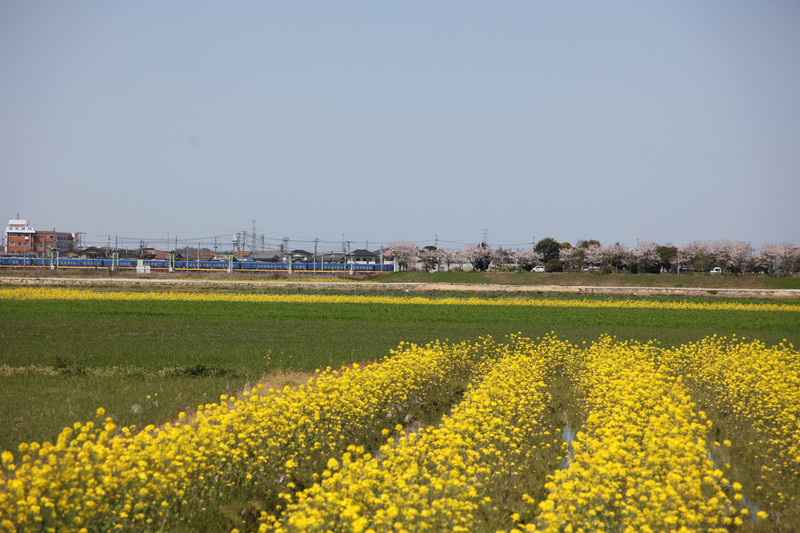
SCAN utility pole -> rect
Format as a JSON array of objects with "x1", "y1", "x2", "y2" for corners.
[
  {"x1": 347, "y1": 241, "x2": 352, "y2": 274},
  {"x1": 314, "y1": 237, "x2": 319, "y2": 272},
  {"x1": 252, "y1": 220, "x2": 257, "y2": 251}
]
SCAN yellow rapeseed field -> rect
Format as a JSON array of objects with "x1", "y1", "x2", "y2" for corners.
[{"x1": 1, "y1": 286, "x2": 798, "y2": 312}]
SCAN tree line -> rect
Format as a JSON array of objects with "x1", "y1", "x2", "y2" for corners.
[{"x1": 385, "y1": 239, "x2": 800, "y2": 275}]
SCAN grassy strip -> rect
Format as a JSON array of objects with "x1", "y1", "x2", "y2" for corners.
[{"x1": 375, "y1": 271, "x2": 800, "y2": 290}]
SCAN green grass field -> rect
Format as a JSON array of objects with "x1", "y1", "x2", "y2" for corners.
[
  {"x1": 1, "y1": 292, "x2": 798, "y2": 452},
  {"x1": 376, "y1": 270, "x2": 800, "y2": 289}
]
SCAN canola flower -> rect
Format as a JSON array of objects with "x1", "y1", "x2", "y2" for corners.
[
  {"x1": 2, "y1": 333, "x2": 794, "y2": 532},
  {"x1": 0, "y1": 338, "x2": 491, "y2": 532},
  {"x1": 264, "y1": 334, "x2": 571, "y2": 533},
  {"x1": 535, "y1": 336, "x2": 744, "y2": 532},
  {"x1": 663, "y1": 336, "x2": 800, "y2": 518},
  {"x1": 1, "y1": 286, "x2": 798, "y2": 312}
]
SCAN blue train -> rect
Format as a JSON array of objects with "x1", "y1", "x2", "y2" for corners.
[{"x1": 0, "y1": 256, "x2": 394, "y2": 272}]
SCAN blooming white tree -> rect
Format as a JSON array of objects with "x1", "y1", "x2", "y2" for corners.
[
  {"x1": 584, "y1": 244, "x2": 604, "y2": 269},
  {"x1": 515, "y1": 249, "x2": 543, "y2": 271},
  {"x1": 776, "y1": 242, "x2": 800, "y2": 273},
  {"x1": 754, "y1": 245, "x2": 779, "y2": 273},
  {"x1": 419, "y1": 247, "x2": 446, "y2": 272},
  {"x1": 727, "y1": 241, "x2": 752, "y2": 273},
  {"x1": 558, "y1": 247, "x2": 581, "y2": 271},
  {"x1": 632, "y1": 241, "x2": 660, "y2": 273},
  {"x1": 676, "y1": 241, "x2": 707, "y2": 273},
  {"x1": 601, "y1": 243, "x2": 631, "y2": 273},
  {"x1": 386, "y1": 241, "x2": 418, "y2": 271},
  {"x1": 459, "y1": 244, "x2": 497, "y2": 271},
  {"x1": 440, "y1": 249, "x2": 459, "y2": 271},
  {"x1": 709, "y1": 241, "x2": 741, "y2": 272},
  {"x1": 755, "y1": 243, "x2": 800, "y2": 274}
]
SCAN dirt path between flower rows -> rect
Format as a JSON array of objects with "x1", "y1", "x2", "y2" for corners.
[{"x1": 2, "y1": 275, "x2": 799, "y2": 300}]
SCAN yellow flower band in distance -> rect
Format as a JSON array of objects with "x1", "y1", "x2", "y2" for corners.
[{"x1": 1, "y1": 287, "x2": 797, "y2": 312}]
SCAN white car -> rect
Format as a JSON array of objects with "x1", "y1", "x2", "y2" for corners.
[
  {"x1": 710, "y1": 267, "x2": 722, "y2": 274},
  {"x1": 532, "y1": 266, "x2": 545, "y2": 272}
]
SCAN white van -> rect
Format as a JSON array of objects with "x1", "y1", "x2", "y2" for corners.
[{"x1": 710, "y1": 267, "x2": 722, "y2": 274}]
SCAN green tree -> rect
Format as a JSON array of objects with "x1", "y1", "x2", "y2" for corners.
[
  {"x1": 535, "y1": 237, "x2": 561, "y2": 263},
  {"x1": 655, "y1": 245, "x2": 677, "y2": 272},
  {"x1": 578, "y1": 239, "x2": 601, "y2": 249}
]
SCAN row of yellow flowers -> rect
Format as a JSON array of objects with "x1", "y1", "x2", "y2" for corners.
[
  {"x1": 537, "y1": 336, "x2": 750, "y2": 531},
  {"x1": 1, "y1": 286, "x2": 798, "y2": 312},
  {"x1": 661, "y1": 336, "x2": 800, "y2": 521},
  {"x1": 0, "y1": 338, "x2": 492, "y2": 532},
  {"x1": 2, "y1": 334, "x2": 795, "y2": 531},
  {"x1": 262, "y1": 334, "x2": 571, "y2": 533}
]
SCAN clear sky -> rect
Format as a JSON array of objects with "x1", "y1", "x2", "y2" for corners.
[{"x1": 2, "y1": 1, "x2": 798, "y2": 252}]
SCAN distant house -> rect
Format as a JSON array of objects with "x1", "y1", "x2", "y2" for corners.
[
  {"x1": 149, "y1": 250, "x2": 186, "y2": 261},
  {"x1": 352, "y1": 249, "x2": 379, "y2": 264},
  {"x1": 75, "y1": 247, "x2": 107, "y2": 259},
  {"x1": 290, "y1": 249, "x2": 314, "y2": 263},
  {"x1": 324, "y1": 252, "x2": 347, "y2": 263},
  {"x1": 251, "y1": 250, "x2": 285, "y2": 262},
  {"x1": 233, "y1": 250, "x2": 254, "y2": 261}
]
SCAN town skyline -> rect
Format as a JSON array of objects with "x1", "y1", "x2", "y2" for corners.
[{"x1": 5, "y1": 216, "x2": 796, "y2": 259}]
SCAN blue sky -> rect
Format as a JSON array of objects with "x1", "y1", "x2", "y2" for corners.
[{"x1": 2, "y1": 2, "x2": 798, "y2": 252}]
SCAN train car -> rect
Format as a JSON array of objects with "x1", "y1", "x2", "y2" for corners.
[{"x1": 0, "y1": 256, "x2": 394, "y2": 272}]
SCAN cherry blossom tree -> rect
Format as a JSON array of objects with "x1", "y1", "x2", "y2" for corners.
[
  {"x1": 676, "y1": 241, "x2": 706, "y2": 273},
  {"x1": 515, "y1": 249, "x2": 543, "y2": 271},
  {"x1": 440, "y1": 249, "x2": 459, "y2": 271},
  {"x1": 419, "y1": 246, "x2": 445, "y2": 272},
  {"x1": 754, "y1": 244, "x2": 778, "y2": 273},
  {"x1": 631, "y1": 241, "x2": 660, "y2": 273},
  {"x1": 386, "y1": 241, "x2": 418, "y2": 271},
  {"x1": 459, "y1": 243, "x2": 496, "y2": 271},
  {"x1": 558, "y1": 247, "x2": 581, "y2": 271},
  {"x1": 584, "y1": 244, "x2": 604, "y2": 269},
  {"x1": 756, "y1": 243, "x2": 800, "y2": 274},
  {"x1": 776, "y1": 242, "x2": 800, "y2": 273},
  {"x1": 727, "y1": 241, "x2": 752, "y2": 273},
  {"x1": 602, "y1": 243, "x2": 631, "y2": 273}
]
